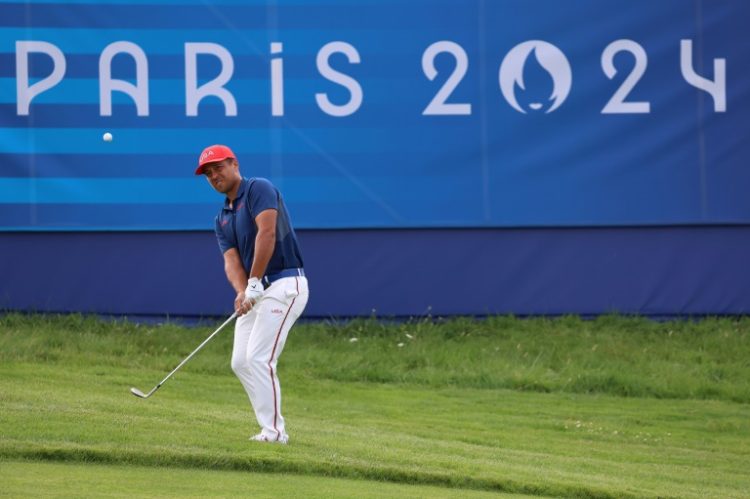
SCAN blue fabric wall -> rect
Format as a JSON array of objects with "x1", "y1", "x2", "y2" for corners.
[{"x1": 1, "y1": 228, "x2": 747, "y2": 318}]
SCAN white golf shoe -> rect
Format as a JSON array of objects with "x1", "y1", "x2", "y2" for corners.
[{"x1": 250, "y1": 433, "x2": 289, "y2": 445}]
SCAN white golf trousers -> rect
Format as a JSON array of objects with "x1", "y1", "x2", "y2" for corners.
[{"x1": 231, "y1": 275, "x2": 309, "y2": 441}]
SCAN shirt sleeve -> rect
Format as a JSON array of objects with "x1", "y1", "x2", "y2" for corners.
[
  {"x1": 248, "y1": 178, "x2": 279, "y2": 217},
  {"x1": 214, "y1": 215, "x2": 234, "y2": 254}
]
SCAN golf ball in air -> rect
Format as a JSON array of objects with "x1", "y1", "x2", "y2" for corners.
[{"x1": 103, "y1": 132, "x2": 113, "y2": 142}]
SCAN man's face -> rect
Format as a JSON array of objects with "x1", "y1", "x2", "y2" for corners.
[{"x1": 202, "y1": 159, "x2": 240, "y2": 194}]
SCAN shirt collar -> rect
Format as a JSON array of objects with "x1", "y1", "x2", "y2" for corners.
[{"x1": 223, "y1": 178, "x2": 247, "y2": 211}]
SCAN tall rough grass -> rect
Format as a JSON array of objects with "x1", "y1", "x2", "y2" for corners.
[{"x1": 2, "y1": 313, "x2": 748, "y2": 402}]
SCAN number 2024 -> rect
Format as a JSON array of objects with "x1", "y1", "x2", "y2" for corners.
[{"x1": 422, "y1": 39, "x2": 726, "y2": 115}]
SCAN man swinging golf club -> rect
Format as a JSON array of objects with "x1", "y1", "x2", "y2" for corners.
[{"x1": 197, "y1": 144, "x2": 309, "y2": 445}]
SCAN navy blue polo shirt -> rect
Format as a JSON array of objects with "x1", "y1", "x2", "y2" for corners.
[{"x1": 214, "y1": 177, "x2": 303, "y2": 276}]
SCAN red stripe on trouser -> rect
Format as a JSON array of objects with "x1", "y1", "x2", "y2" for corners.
[{"x1": 268, "y1": 277, "x2": 299, "y2": 440}]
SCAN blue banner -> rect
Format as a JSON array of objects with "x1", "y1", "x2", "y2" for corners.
[{"x1": 1, "y1": 0, "x2": 748, "y2": 230}]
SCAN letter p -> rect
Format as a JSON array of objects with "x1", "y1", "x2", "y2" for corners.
[{"x1": 16, "y1": 41, "x2": 66, "y2": 116}]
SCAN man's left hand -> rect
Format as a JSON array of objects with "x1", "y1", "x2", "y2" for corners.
[{"x1": 243, "y1": 277, "x2": 264, "y2": 309}]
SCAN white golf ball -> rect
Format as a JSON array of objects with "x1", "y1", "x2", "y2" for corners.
[{"x1": 103, "y1": 132, "x2": 113, "y2": 142}]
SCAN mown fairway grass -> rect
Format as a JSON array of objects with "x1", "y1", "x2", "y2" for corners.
[
  {"x1": 1, "y1": 314, "x2": 749, "y2": 498},
  {"x1": 1, "y1": 461, "x2": 521, "y2": 499}
]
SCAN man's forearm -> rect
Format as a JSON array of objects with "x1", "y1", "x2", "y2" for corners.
[
  {"x1": 249, "y1": 229, "x2": 275, "y2": 280},
  {"x1": 225, "y1": 256, "x2": 249, "y2": 293}
]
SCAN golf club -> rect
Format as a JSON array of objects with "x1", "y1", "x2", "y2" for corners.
[{"x1": 130, "y1": 311, "x2": 238, "y2": 399}]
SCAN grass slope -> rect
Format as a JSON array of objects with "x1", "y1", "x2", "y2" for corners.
[
  {"x1": 1, "y1": 314, "x2": 749, "y2": 498},
  {"x1": 2, "y1": 461, "x2": 525, "y2": 499}
]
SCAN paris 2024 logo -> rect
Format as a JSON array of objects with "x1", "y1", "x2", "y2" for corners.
[{"x1": 499, "y1": 41, "x2": 572, "y2": 114}]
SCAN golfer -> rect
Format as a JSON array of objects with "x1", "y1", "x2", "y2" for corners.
[{"x1": 196, "y1": 144, "x2": 309, "y2": 444}]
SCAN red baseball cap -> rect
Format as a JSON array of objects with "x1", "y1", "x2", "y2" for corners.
[{"x1": 195, "y1": 144, "x2": 236, "y2": 175}]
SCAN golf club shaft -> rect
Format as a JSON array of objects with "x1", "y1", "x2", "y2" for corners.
[{"x1": 141, "y1": 311, "x2": 237, "y2": 396}]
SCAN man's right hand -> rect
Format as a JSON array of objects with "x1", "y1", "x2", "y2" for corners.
[{"x1": 234, "y1": 291, "x2": 252, "y2": 315}]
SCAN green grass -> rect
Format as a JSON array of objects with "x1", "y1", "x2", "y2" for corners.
[
  {"x1": 1, "y1": 313, "x2": 749, "y2": 498},
  {"x1": 1, "y1": 461, "x2": 524, "y2": 498}
]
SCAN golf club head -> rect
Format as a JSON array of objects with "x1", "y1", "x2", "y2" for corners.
[{"x1": 130, "y1": 387, "x2": 148, "y2": 398}]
